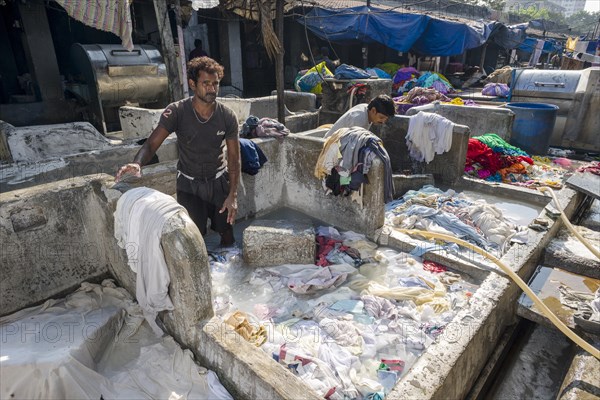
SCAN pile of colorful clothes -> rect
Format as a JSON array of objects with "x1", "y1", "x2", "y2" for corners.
[
  {"x1": 392, "y1": 67, "x2": 420, "y2": 93},
  {"x1": 393, "y1": 87, "x2": 450, "y2": 114},
  {"x1": 464, "y1": 134, "x2": 570, "y2": 189}
]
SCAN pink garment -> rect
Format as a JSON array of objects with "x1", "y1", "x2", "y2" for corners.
[{"x1": 255, "y1": 118, "x2": 290, "y2": 138}]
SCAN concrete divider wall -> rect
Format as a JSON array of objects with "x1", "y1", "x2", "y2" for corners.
[
  {"x1": 0, "y1": 175, "x2": 121, "y2": 316},
  {"x1": 119, "y1": 92, "x2": 319, "y2": 138},
  {"x1": 236, "y1": 138, "x2": 285, "y2": 220},
  {"x1": 0, "y1": 138, "x2": 178, "y2": 193},
  {"x1": 406, "y1": 103, "x2": 514, "y2": 140},
  {"x1": 283, "y1": 135, "x2": 385, "y2": 238},
  {"x1": 375, "y1": 115, "x2": 470, "y2": 186},
  {"x1": 118, "y1": 106, "x2": 163, "y2": 140}
]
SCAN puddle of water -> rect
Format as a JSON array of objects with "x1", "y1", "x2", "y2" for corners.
[
  {"x1": 519, "y1": 266, "x2": 600, "y2": 326},
  {"x1": 458, "y1": 189, "x2": 543, "y2": 226}
]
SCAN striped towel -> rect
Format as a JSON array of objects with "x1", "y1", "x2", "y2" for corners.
[{"x1": 56, "y1": 0, "x2": 133, "y2": 51}]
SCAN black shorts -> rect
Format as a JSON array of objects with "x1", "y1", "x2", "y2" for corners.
[{"x1": 176, "y1": 173, "x2": 231, "y2": 236}]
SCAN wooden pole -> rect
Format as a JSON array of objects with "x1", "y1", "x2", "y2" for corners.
[
  {"x1": 154, "y1": 0, "x2": 183, "y2": 102},
  {"x1": 174, "y1": 0, "x2": 189, "y2": 95},
  {"x1": 275, "y1": 0, "x2": 285, "y2": 124}
]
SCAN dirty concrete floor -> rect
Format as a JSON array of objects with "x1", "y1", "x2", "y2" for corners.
[{"x1": 485, "y1": 321, "x2": 574, "y2": 400}]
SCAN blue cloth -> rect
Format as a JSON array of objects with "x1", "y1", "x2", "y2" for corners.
[
  {"x1": 240, "y1": 138, "x2": 267, "y2": 175},
  {"x1": 403, "y1": 204, "x2": 490, "y2": 249},
  {"x1": 366, "y1": 67, "x2": 391, "y2": 79},
  {"x1": 334, "y1": 64, "x2": 372, "y2": 79}
]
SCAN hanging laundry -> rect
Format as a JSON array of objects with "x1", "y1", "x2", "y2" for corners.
[
  {"x1": 405, "y1": 111, "x2": 454, "y2": 164},
  {"x1": 315, "y1": 127, "x2": 394, "y2": 202},
  {"x1": 56, "y1": 0, "x2": 133, "y2": 51},
  {"x1": 114, "y1": 187, "x2": 184, "y2": 336}
]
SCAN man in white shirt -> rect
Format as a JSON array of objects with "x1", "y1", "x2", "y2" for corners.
[{"x1": 324, "y1": 94, "x2": 395, "y2": 138}]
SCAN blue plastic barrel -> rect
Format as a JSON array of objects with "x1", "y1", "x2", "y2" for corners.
[{"x1": 505, "y1": 102, "x2": 559, "y2": 155}]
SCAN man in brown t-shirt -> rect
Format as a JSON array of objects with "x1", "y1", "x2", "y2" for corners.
[{"x1": 116, "y1": 57, "x2": 240, "y2": 246}]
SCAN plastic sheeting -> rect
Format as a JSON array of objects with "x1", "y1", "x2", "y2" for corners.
[{"x1": 298, "y1": 6, "x2": 528, "y2": 56}]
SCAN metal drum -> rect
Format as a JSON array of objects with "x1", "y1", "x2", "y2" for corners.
[
  {"x1": 511, "y1": 67, "x2": 600, "y2": 152},
  {"x1": 69, "y1": 44, "x2": 168, "y2": 134}
]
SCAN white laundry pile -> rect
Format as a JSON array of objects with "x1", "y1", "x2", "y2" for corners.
[
  {"x1": 406, "y1": 111, "x2": 454, "y2": 164},
  {"x1": 0, "y1": 280, "x2": 232, "y2": 400},
  {"x1": 386, "y1": 185, "x2": 529, "y2": 256},
  {"x1": 114, "y1": 187, "x2": 186, "y2": 335},
  {"x1": 214, "y1": 228, "x2": 478, "y2": 400}
]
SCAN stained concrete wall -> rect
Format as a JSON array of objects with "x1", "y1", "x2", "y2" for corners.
[
  {"x1": 375, "y1": 115, "x2": 471, "y2": 185},
  {"x1": 112, "y1": 136, "x2": 385, "y2": 237},
  {"x1": 405, "y1": 102, "x2": 515, "y2": 140},
  {"x1": 118, "y1": 92, "x2": 319, "y2": 137},
  {"x1": 0, "y1": 175, "x2": 119, "y2": 316},
  {"x1": 218, "y1": 92, "x2": 319, "y2": 133},
  {"x1": 0, "y1": 137, "x2": 177, "y2": 193},
  {"x1": 283, "y1": 135, "x2": 385, "y2": 238},
  {"x1": 118, "y1": 106, "x2": 163, "y2": 140},
  {"x1": 1, "y1": 121, "x2": 115, "y2": 162}
]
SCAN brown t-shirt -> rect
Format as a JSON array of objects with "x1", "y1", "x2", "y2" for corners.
[{"x1": 158, "y1": 97, "x2": 238, "y2": 179}]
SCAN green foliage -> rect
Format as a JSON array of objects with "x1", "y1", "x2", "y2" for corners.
[
  {"x1": 481, "y1": 0, "x2": 506, "y2": 12},
  {"x1": 566, "y1": 10, "x2": 600, "y2": 36}
]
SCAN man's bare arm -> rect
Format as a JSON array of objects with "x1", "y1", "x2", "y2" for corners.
[
  {"x1": 115, "y1": 126, "x2": 171, "y2": 182},
  {"x1": 219, "y1": 138, "x2": 241, "y2": 224}
]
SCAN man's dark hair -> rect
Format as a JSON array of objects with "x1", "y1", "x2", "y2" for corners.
[
  {"x1": 368, "y1": 94, "x2": 395, "y2": 117},
  {"x1": 321, "y1": 47, "x2": 330, "y2": 57},
  {"x1": 194, "y1": 39, "x2": 202, "y2": 48},
  {"x1": 187, "y1": 57, "x2": 224, "y2": 82}
]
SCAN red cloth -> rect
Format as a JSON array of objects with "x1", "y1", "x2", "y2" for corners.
[
  {"x1": 423, "y1": 260, "x2": 447, "y2": 273},
  {"x1": 316, "y1": 235, "x2": 341, "y2": 266},
  {"x1": 577, "y1": 161, "x2": 600, "y2": 176},
  {"x1": 465, "y1": 139, "x2": 503, "y2": 174}
]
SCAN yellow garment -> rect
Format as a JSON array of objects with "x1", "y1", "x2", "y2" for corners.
[
  {"x1": 225, "y1": 311, "x2": 267, "y2": 347},
  {"x1": 447, "y1": 97, "x2": 464, "y2": 105},
  {"x1": 532, "y1": 155, "x2": 552, "y2": 164},
  {"x1": 349, "y1": 276, "x2": 448, "y2": 308},
  {"x1": 306, "y1": 62, "x2": 333, "y2": 94},
  {"x1": 314, "y1": 127, "x2": 348, "y2": 179},
  {"x1": 566, "y1": 37, "x2": 578, "y2": 51}
]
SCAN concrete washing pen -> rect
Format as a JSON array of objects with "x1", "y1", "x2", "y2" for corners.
[{"x1": 392, "y1": 226, "x2": 600, "y2": 361}]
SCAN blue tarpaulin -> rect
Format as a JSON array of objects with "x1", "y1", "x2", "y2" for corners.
[
  {"x1": 412, "y1": 18, "x2": 487, "y2": 55},
  {"x1": 298, "y1": 6, "x2": 528, "y2": 56},
  {"x1": 518, "y1": 37, "x2": 563, "y2": 54},
  {"x1": 298, "y1": 6, "x2": 429, "y2": 51}
]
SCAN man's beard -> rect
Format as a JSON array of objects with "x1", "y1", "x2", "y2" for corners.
[{"x1": 198, "y1": 93, "x2": 217, "y2": 103}]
